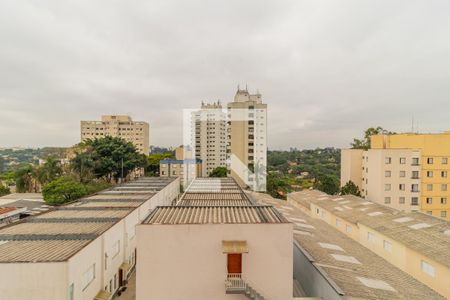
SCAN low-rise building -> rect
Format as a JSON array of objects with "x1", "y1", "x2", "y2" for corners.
[
  {"x1": 251, "y1": 191, "x2": 446, "y2": 300},
  {"x1": 0, "y1": 177, "x2": 179, "y2": 300},
  {"x1": 288, "y1": 190, "x2": 450, "y2": 299},
  {"x1": 159, "y1": 159, "x2": 202, "y2": 186},
  {"x1": 136, "y1": 178, "x2": 293, "y2": 300}
]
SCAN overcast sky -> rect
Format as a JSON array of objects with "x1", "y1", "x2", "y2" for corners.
[{"x1": 1, "y1": 1, "x2": 449, "y2": 150}]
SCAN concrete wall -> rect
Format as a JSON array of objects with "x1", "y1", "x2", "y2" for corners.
[
  {"x1": 136, "y1": 223, "x2": 292, "y2": 300},
  {"x1": 0, "y1": 262, "x2": 67, "y2": 300},
  {"x1": 340, "y1": 149, "x2": 363, "y2": 190},
  {"x1": 293, "y1": 243, "x2": 342, "y2": 300}
]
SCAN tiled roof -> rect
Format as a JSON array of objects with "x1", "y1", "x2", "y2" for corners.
[
  {"x1": 249, "y1": 191, "x2": 446, "y2": 300},
  {"x1": 289, "y1": 190, "x2": 450, "y2": 268},
  {"x1": 0, "y1": 207, "x2": 19, "y2": 215}
]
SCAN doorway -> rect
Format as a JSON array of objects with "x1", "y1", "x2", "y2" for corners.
[{"x1": 227, "y1": 253, "x2": 242, "y2": 274}]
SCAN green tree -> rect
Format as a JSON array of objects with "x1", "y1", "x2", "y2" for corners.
[
  {"x1": 71, "y1": 137, "x2": 146, "y2": 182},
  {"x1": 314, "y1": 175, "x2": 340, "y2": 195},
  {"x1": 209, "y1": 166, "x2": 227, "y2": 177},
  {"x1": 351, "y1": 127, "x2": 395, "y2": 150},
  {"x1": 35, "y1": 157, "x2": 63, "y2": 185},
  {"x1": 146, "y1": 152, "x2": 174, "y2": 176},
  {"x1": 340, "y1": 180, "x2": 361, "y2": 196},
  {"x1": 42, "y1": 177, "x2": 88, "y2": 205},
  {"x1": 0, "y1": 183, "x2": 10, "y2": 196},
  {"x1": 267, "y1": 172, "x2": 290, "y2": 199},
  {"x1": 15, "y1": 165, "x2": 36, "y2": 192}
]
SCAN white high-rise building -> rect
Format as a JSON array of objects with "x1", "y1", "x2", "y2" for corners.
[{"x1": 191, "y1": 101, "x2": 227, "y2": 176}]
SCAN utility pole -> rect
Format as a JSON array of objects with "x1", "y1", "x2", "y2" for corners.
[{"x1": 121, "y1": 158, "x2": 124, "y2": 183}]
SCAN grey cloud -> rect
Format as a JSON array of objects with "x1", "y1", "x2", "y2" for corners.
[{"x1": 0, "y1": 0, "x2": 449, "y2": 149}]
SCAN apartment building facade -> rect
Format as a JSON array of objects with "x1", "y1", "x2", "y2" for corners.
[
  {"x1": 192, "y1": 102, "x2": 227, "y2": 176},
  {"x1": 81, "y1": 115, "x2": 150, "y2": 154},
  {"x1": 341, "y1": 133, "x2": 450, "y2": 219},
  {"x1": 227, "y1": 88, "x2": 267, "y2": 191}
]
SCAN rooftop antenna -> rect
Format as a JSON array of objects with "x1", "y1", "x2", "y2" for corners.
[{"x1": 245, "y1": 84, "x2": 248, "y2": 92}]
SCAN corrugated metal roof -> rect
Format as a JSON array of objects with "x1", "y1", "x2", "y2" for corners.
[
  {"x1": 145, "y1": 205, "x2": 288, "y2": 224},
  {"x1": 0, "y1": 177, "x2": 175, "y2": 262}
]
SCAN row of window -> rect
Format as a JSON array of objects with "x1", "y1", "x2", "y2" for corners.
[
  {"x1": 384, "y1": 156, "x2": 449, "y2": 165},
  {"x1": 366, "y1": 231, "x2": 436, "y2": 277},
  {"x1": 384, "y1": 183, "x2": 419, "y2": 192}
]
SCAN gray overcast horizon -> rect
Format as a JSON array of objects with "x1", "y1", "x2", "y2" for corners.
[{"x1": 1, "y1": 0, "x2": 450, "y2": 150}]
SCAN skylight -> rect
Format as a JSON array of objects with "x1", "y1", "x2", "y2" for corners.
[{"x1": 409, "y1": 223, "x2": 431, "y2": 230}]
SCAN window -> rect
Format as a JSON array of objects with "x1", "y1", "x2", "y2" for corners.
[
  {"x1": 441, "y1": 211, "x2": 447, "y2": 218},
  {"x1": 441, "y1": 197, "x2": 447, "y2": 204},
  {"x1": 385, "y1": 171, "x2": 391, "y2": 177},
  {"x1": 385, "y1": 157, "x2": 391, "y2": 164},
  {"x1": 384, "y1": 197, "x2": 391, "y2": 204},
  {"x1": 412, "y1": 157, "x2": 420, "y2": 165},
  {"x1": 399, "y1": 184, "x2": 405, "y2": 191},
  {"x1": 421, "y1": 260, "x2": 435, "y2": 277},
  {"x1": 385, "y1": 184, "x2": 391, "y2": 191},
  {"x1": 82, "y1": 264, "x2": 95, "y2": 290},
  {"x1": 427, "y1": 211, "x2": 432, "y2": 215},
  {"x1": 442, "y1": 171, "x2": 448, "y2": 178},
  {"x1": 427, "y1": 171, "x2": 433, "y2": 178},
  {"x1": 442, "y1": 157, "x2": 448, "y2": 165},
  {"x1": 411, "y1": 184, "x2": 419, "y2": 192},
  {"x1": 426, "y1": 197, "x2": 433, "y2": 204},
  {"x1": 399, "y1": 171, "x2": 406, "y2": 178},
  {"x1": 383, "y1": 240, "x2": 392, "y2": 252},
  {"x1": 411, "y1": 171, "x2": 419, "y2": 179},
  {"x1": 442, "y1": 184, "x2": 448, "y2": 191},
  {"x1": 399, "y1": 157, "x2": 406, "y2": 164},
  {"x1": 161, "y1": 171, "x2": 166, "y2": 175},
  {"x1": 367, "y1": 232, "x2": 375, "y2": 243},
  {"x1": 427, "y1": 157, "x2": 434, "y2": 164},
  {"x1": 411, "y1": 197, "x2": 419, "y2": 205},
  {"x1": 427, "y1": 184, "x2": 433, "y2": 191},
  {"x1": 346, "y1": 225, "x2": 352, "y2": 233},
  {"x1": 399, "y1": 197, "x2": 405, "y2": 204},
  {"x1": 316, "y1": 208, "x2": 320, "y2": 214}
]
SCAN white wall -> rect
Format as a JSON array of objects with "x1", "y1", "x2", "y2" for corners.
[
  {"x1": 0, "y1": 262, "x2": 67, "y2": 300},
  {"x1": 136, "y1": 223, "x2": 292, "y2": 300}
]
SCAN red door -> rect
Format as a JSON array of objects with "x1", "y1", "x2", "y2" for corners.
[{"x1": 227, "y1": 254, "x2": 242, "y2": 274}]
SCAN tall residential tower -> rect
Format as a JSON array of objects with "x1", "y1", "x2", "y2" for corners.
[
  {"x1": 227, "y1": 88, "x2": 267, "y2": 191},
  {"x1": 192, "y1": 102, "x2": 227, "y2": 176}
]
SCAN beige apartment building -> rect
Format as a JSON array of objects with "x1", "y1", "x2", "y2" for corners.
[
  {"x1": 81, "y1": 115, "x2": 149, "y2": 154},
  {"x1": 192, "y1": 102, "x2": 227, "y2": 176},
  {"x1": 227, "y1": 88, "x2": 267, "y2": 191},
  {"x1": 288, "y1": 190, "x2": 450, "y2": 299},
  {"x1": 341, "y1": 133, "x2": 450, "y2": 219},
  {"x1": 137, "y1": 178, "x2": 292, "y2": 300}
]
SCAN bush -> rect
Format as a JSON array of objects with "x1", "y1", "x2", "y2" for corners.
[
  {"x1": 0, "y1": 184, "x2": 10, "y2": 197},
  {"x1": 209, "y1": 166, "x2": 227, "y2": 177},
  {"x1": 42, "y1": 177, "x2": 88, "y2": 205}
]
